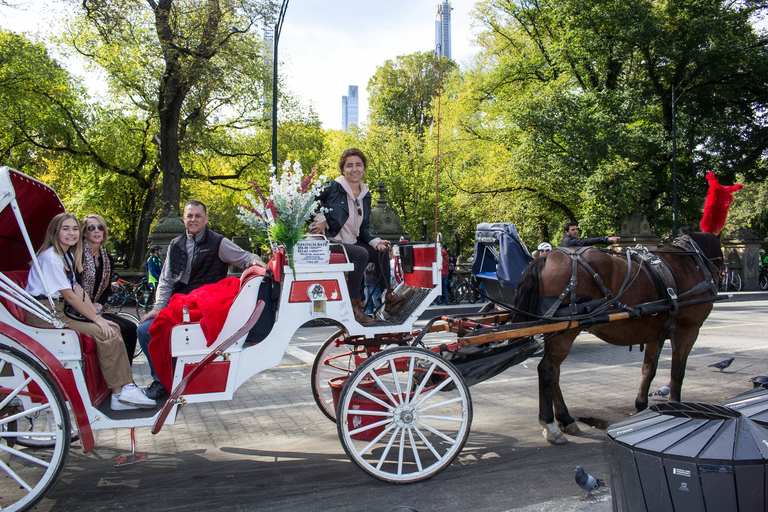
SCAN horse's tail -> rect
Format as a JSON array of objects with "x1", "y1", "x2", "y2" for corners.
[{"x1": 512, "y1": 257, "x2": 546, "y2": 323}]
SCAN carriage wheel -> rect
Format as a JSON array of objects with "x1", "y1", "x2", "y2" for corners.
[
  {"x1": 311, "y1": 331, "x2": 401, "y2": 423},
  {"x1": 0, "y1": 346, "x2": 71, "y2": 511},
  {"x1": 13, "y1": 406, "x2": 78, "y2": 448},
  {"x1": 337, "y1": 346, "x2": 472, "y2": 483}
]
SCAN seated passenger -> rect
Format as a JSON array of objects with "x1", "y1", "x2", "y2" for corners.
[
  {"x1": 25, "y1": 213, "x2": 154, "y2": 411},
  {"x1": 137, "y1": 200, "x2": 267, "y2": 400},
  {"x1": 79, "y1": 214, "x2": 138, "y2": 364},
  {"x1": 310, "y1": 148, "x2": 404, "y2": 326}
]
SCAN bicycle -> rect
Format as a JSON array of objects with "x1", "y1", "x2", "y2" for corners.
[
  {"x1": 759, "y1": 266, "x2": 767, "y2": 291},
  {"x1": 449, "y1": 272, "x2": 478, "y2": 304},
  {"x1": 107, "y1": 274, "x2": 155, "y2": 316},
  {"x1": 719, "y1": 261, "x2": 742, "y2": 292}
]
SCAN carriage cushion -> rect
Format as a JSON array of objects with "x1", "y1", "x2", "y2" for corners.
[
  {"x1": 240, "y1": 265, "x2": 266, "y2": 289},
  {"x1": 330, "y1": 253, "x2": 347, "y2": 264},
  {"x1": 0, "y1": 270, "x2": 109, "y2": 407}
]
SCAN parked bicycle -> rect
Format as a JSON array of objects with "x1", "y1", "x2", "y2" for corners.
[
  {"x1": 759, "y1": 266, "x2": 767, "y2": 291},
  {"x1": 107, "y1": 274, "x2": 155, "y2": 314},
  {"x1": 719, "y1": 261, "x2": 742, "y2": 292},
  {"x1": 449, "y1": 272, "x2": 479, "y2": 304}
]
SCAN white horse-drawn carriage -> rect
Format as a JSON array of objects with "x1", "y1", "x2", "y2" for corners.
[{"x1": 0, "y1": 166, "x2": 483, "y2": 510}]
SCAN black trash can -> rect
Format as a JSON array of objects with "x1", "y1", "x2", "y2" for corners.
[{"x1": 606, "y1": 401, "x2": 768, "y2": 512}]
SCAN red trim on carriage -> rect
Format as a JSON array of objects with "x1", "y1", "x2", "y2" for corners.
[
  {"x1": 181, "y1": 361, "x2": 230, "y2": 394},
  {"x1": 288, "y1": 280, "x2": 342, "y2": 302}
]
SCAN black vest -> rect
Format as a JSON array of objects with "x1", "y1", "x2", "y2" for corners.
[{"x1": 167, "y1": 227, "x2": 228, "y2": 295}]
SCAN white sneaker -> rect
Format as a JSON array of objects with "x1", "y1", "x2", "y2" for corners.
[
  {"x1": 111, "y1": 394, "x2": 140, "y2": 411},
  {"x1": 117, "y1": 383, "x2": 156, "y2": 409}
]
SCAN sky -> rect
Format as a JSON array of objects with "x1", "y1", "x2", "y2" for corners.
[{"x1": 0, "y1": 0, "x2": 482, "y2": 131}]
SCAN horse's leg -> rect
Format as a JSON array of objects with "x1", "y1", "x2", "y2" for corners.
[
  {"x1": 538, "y1": 330, "x2": 578, "y2": 445},
  {"x1": 668, "y1": 328, "x2": 699, "y2": 402},
  {"x1": 635, "y1": 339, "x2": 662, "y2": 412}
]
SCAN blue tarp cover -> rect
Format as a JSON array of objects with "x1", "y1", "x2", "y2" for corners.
[{"x1": 472, "y1": 223, "x2": 532, "y2": 290}]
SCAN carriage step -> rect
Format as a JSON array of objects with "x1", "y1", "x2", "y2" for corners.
[{"x1": 96, "y1": 393, "x2": 164, "y2": 420}]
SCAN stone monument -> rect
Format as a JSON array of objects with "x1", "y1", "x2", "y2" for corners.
[
  {"x1": 722, "y1": 227, "x2": 762, "y2": 291},
  {"x1": 369, "y1": 181, "x2": 408, "y2": 243},
  {"x1": 147, "y1": 210, "x2": 185, "y2": 257},
  {"x1": 615, "y1": 212, "x2": 661, "y2": 251}
]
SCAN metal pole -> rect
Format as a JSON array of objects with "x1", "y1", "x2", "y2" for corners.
[
  {"x1": 272, "y1": 0, "x2": 290, "y2": 169},
  {"x1": 672, "y1": 84, "x2": 678, "y2": 238}
]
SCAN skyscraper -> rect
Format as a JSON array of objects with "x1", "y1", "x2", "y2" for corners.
[
  {"x1": 435, "y1": 1, "x2": 452, "y2": 59},
  {"x1": 341, "y1": 85, "x2": 358, "y2": 131}
]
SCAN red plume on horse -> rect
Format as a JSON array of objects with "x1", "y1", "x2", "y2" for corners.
[
  {"x1": 513, "y1": 174, "x2": 738, "y2": 445},
  {"x1": 700, "y1": 172, "x2": 743, "y2": 235}
]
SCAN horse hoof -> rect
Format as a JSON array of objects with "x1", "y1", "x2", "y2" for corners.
[
  {"x1": 560, "y1": 422, "x2": 581, "y2": 435},
  {"x1": 542, "y1": 422, "x2": 568, "y2": 444}
]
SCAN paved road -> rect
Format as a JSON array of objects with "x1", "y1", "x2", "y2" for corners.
[{"x1": 39, "y1": 298, "x2": 768, "y2": 511}]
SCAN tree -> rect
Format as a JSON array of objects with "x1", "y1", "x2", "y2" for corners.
[
  {"x1": 439, "y1": 0, "x2": 768, "y2": 245},
  {"x1": 368, "y1": 51, "x2": 457, "y2": 135}
]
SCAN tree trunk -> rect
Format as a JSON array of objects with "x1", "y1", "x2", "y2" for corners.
[{"x1": 130, "y1": 185, "x2": 157, "y2": 269}]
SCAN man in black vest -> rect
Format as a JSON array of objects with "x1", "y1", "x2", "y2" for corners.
[{"x1": 137, "y1": 200, "x2": 267, "y2": 399}]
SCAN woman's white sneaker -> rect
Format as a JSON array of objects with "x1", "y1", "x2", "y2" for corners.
[{"x1": 116, "y1": 383, "x2": 156, "y2": 409}]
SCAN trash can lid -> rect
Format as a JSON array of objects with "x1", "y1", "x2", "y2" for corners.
[
  {"x1": 724, "y1": 387, "x2": 768, "y2": 426},
  {"x1": 607, "y1": 402, "x2": 768, "y2": 462}
]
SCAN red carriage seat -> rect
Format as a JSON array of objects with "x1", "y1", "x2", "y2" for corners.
[{"x1": 0, "y1": 270, "x2": 109, "y2": 407}]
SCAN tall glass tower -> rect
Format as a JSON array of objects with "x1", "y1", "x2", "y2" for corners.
[
  {"x1": 435, "y1": 1, "x2": 452, "y2": 59},
  {"x1": 342, "y1": 85, "x2": 358, "y2": 131}
]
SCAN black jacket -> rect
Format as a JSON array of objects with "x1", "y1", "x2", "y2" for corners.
[
  {"x1": 316, "y1": 180, "x2": 375, "y2": 245},
  {"x1": 560, "y1": 234, "x2": 610, "y2": 248}
]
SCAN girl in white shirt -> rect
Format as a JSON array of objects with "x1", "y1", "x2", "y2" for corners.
[{"x1": 25, "y1": 213, "x2": 154, "y2": 411}]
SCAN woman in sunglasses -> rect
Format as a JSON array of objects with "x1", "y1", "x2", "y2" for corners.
[
  {"x1": 25, "y1": 213, "x2": 154, "y2": 410},
  {"x1": 79, "y1": 214, "x2": 138, "y2": 364},
  {"x1": 310, "y1": 148, "x2": 403, "y2": 326}
]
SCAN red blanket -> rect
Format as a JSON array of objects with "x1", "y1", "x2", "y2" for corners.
[{"x1": 148, "y1": 277, "x2": 241, "y2": 390}]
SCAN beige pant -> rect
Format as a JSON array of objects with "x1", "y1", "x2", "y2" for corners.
[{"x1": 26, "y1": 300, "x2": 133, "y2": 390}]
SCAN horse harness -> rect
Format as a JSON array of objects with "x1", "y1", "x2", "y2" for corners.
[{"x1": 543, "y1": 235, "x2": 719, "y2": 352}]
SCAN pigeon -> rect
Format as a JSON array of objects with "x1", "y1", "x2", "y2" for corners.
[
  {"x1": 649, "y1": 383, "x2": 670, "y2": 397},
  {"x1": 575, "y1": 465, "x2": 606, "y2": 500},
  {"x1": 751, "y1": 375, "x2": 768, "y2": 388},
  {"x1": 708, "y1": 357, "x2": 734, "y2": 372}
]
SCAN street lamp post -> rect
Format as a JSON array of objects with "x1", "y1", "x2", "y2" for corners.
[
  {"x1": 671, "y1": 83, "x2": 678, "y2": 238},
  {"x1": 422, "y1": 217, "x2": 427, "y2": 241},
  {"x1": 272, "y1": 0, "x2": 290, "y2": 169}
]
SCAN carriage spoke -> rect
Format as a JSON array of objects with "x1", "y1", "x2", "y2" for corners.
[
  {"x1": 416, "y1": 420, "x2": 457, "y2": 444},
  {"x1": 407, "y1": 427, "x2": 423, "y2": 472},
  {"x1": 352, "y1": 387, "x2": 394, "y2": 411},
  {"x1": 375, "y1": 426, "x2": 401, "y2": 471},
  {"x1": 410, "y1": 362, "x2": 437, "y2": 402},
  {"x1": 345, "y1": 409, "x2": 392, "y2": 417},
  {"x1": 0, "y1": 441, "x2": 52, "y2": 467},
  {"x1": 349, "y1": 418, "x2": 393, "y2": 437},
  {"x1": 397, "y1": 427, "x2": 406, "y2": 475},
  {"x1": 0, "y1": 376, "x2": 33, "y2": 410},
  {"x1": 404, "y1": 356, "x2": 415, "y2": 404},
  {"x1": 417, "y1": 396, "x2": 463, "y2": 413},
  {"x1": 413, "y1": 424, "x2": 443, "y2": 460},
  {"x1": 418, "y1": 415, "x2": 464, "y2": 423},
  {"x1": 0, "y1": 403, "x2": 50, "y2": 427},
  {"x1": 368, "y1": 369, "x2": 400, "y2": 407},
  {"x1": 0, "y1": 431, "x2": 57, "y2": 438},
  {"x1": 390, "y1": 359, "x2": 403, "y2": 404},
  {"x1": 413, "y1": 375, "x2": 454, "y2": 408},
  {"x1": 359, "y1": 422, "x2": 398, "y2": 455},
  {"x1": 0, "y1": 456, "x2": 33, "y2": 492}
]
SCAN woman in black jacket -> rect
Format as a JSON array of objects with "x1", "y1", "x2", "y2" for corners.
[
  {"x1": 79, "y1": 214, "x2": 138, "y2": 363},
  {"x1": 310, "y1": 148, "x2": 403, "y2": 325}
]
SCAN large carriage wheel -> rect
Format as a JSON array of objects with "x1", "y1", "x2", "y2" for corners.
[
  {"x1": 311, "y1": 330, "x2": 400, "y2": 423},
  {"x1": 337, "y1": 346, "x2": 472, "y2": 483},
  {"x1": 0, "y1": 346, "x2": 71, "y2": 511}
]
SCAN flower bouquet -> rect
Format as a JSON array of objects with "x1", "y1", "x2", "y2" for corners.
[{"x1": 239, "y1": 160, "x2": 328, "y2": 271}]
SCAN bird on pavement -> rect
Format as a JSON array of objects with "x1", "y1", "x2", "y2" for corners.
[
  {"x1": 575, "y1": 465, "x2": 606, "y2": 500},
  {"x1": 649, "y1": 384, "x2": 670, "y2": 397},
  {"x1": 751, "y1": 375, "x2": 768, "y2": 388},
  {"x1": 708, "y1": 357, "x2": 734, "y2": 372}
]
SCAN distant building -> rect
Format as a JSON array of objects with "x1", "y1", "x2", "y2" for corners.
[
  {"x1": 435, "y1": 1, "x2": 452, "y2": 59},
  {"x1": 341, "y1": 85, "x2": 358, "y2": 131}
]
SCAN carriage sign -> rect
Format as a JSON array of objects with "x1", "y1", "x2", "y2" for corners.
[{"x1": 293, "y1": 239, "x2": 330, "y2": 265}]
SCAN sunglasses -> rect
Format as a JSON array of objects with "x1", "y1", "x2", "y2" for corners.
[
  {"x1": 354, "y1": 198, "x2": 362, "y2": 216},
  {"x1": 87, "y1": 224, "x2": 105, "y2": 232}
]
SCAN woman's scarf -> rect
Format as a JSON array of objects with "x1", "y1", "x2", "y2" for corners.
[{"x1": 82, "y1": 239, "x2": 111, "y2": 305}]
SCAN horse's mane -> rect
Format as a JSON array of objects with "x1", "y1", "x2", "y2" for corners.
[{"x1": 680, "y1": 231, "x2": 723, "y2": 262}]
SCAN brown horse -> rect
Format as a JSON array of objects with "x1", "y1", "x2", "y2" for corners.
[{"x1": 512, "y1": 232, "x2": 723, "y2": 444}]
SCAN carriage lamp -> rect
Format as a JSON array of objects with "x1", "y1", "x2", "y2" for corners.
[{"x1": 307, "y1": 283, "x2": 327, "y2": 315}]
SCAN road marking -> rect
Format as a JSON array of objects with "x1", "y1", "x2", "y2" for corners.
[
  {"x1": 219, "y1": 401, "x2": 316, "y2": 415},
  {"x1": 283, "y1": 345, "x2": 316, "y2": 364}
]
